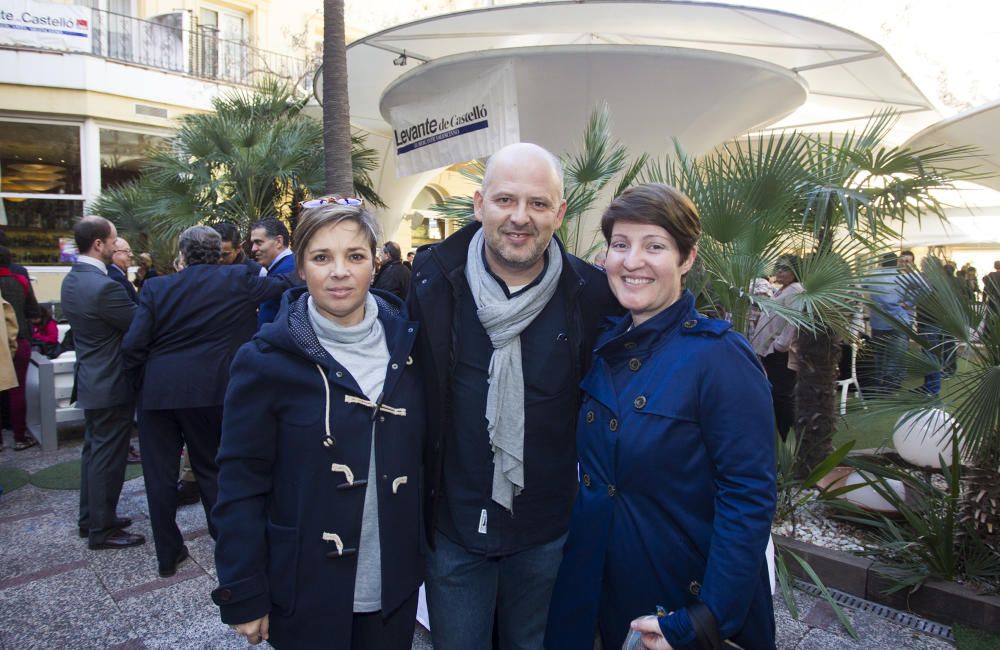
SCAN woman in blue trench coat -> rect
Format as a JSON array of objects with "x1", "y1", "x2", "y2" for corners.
[
  {"x1": 546, "y1": 184, "x2": 776, "y2": 650},
  {"x1": 211, "y1": 200, "x2": 425, "y2": 649}
]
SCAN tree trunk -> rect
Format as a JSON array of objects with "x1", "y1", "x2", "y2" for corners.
[
  {"x1": 794, "y1": 327, "x2": 840, "y2": 476},
  {"x1": 322, "y1": 0, "x2": 354, "y2": 196},
  {"x1": 962, "y1": 455, "x2": 1000, "y2": 555}
]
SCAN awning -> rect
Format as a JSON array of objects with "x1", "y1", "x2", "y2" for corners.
[{"x1": 348, "y1": 0, "x2": 940, "y2": 166}]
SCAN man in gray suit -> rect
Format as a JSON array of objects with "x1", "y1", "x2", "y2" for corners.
[{"x1": 62, "y1": 216, "x2": 145, "y2": 549}]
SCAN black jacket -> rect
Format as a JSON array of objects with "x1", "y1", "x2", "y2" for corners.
[
  {"x1": 374, "y1": 259, "x2": 411, "y2": 300},
  {"x1": 108, "y1": 264, "x2": 138, "y2": 303},
  {"x1": 122, "y1": 263, "x2": 293, "y2": 410},
  {"x1": 407, "y1": 222, "x2": 621, "y2": 549}
]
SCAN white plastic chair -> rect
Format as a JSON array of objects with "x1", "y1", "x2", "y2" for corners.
[{"x1": 836, "y1": 342, "x2": 867, "y2": 415}]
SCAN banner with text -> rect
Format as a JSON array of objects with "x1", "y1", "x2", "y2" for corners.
[
  {"x1": 389, "y1": 62, "x2": 520, "y2": 177},
  {"x1": 0, "y1": 0, "x2": 92, "y2": 52}
]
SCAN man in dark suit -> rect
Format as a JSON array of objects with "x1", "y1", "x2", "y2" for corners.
[
  {"x1": 249, "y1": 217, "x2": 295, "y2": 328},
  {"x1": 212, "y1": 222, "x2": 260, "y2": 273},
  {"x1": 109, "y1": 237, "x2": 138, "y2": 303},
  {"x1": 123, "y1": 226, "x2": 295, "y2": 577},
  {"x1": 374, "y1": 240, "x2": 411, "y2": 300},
  {"x1": 61, "y1": 216, "x2": 144, "y2": 550},
  {"x1": 109, "y1": 237, "x2": 142, "y2": 465}
]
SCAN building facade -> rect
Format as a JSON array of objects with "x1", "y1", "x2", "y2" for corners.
[{"x1": 1, "y1": 0, "x2": 324, "y2": 297}]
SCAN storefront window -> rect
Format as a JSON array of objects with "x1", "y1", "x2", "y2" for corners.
[
  {"x1": 100, "y1": 128, "x2": 167, "y2": 189},
  {"x1": 0, "y1": 121, "x2": 82, "y2": 196},
  {"x1": 0, "y1": 199, "x2": 84, "y2": 263},
  {"x1": 0, "y1": 120, "x2": 84, "y2": 264}
]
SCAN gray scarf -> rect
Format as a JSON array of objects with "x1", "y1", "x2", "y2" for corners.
[{"x1": 465, "y1": 228, "x2": 563, "y2": 510}]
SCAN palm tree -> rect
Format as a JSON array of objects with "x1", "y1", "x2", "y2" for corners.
[
  {"x1": 645, "y1": 112, "x2": 980, "y2": 473},
  {"x1": 886, "y1": 260, "x2": 1000, "y2": 557},
  {"x1": 322, "y1": 0, "x2": 353, "y2": 195},
  {"x1": 91, "y1": 80, "x2": 383, "y2": 253},
  {"x1": 790, "y1": 116, "x2": 981, "y2": 471}
]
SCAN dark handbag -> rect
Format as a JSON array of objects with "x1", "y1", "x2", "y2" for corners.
[
  {"x1": 689, "y1": 602, "x2": 726, "y2": 650},
  {"x1": 31, "y1": 339, "x2": 60, "y2": 359}
]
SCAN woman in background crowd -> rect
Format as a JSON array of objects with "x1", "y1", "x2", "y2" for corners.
[
  {"x1": 751, "y1": 256, "x2": 804, "y2": 440},
  {"x1": 0, "y1": 245, "x2": 39, "y2": 450},
  {"x1": 31, "y1": 304, "x2": 60, "y2": 357}
]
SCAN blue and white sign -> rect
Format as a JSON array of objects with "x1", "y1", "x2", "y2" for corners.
[
  {"x1": 389, "y1": 62, "x2": 519, "y2": 177},
  {"x1": 0, "y1": 0, "x2": 92, "y2": 52}
]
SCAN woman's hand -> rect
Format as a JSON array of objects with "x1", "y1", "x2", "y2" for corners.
[
  {"x1": 630, "y1": 615, "x2": 674, "y2": 650},
  {"x1": 233, "y1": 614, "x2": 269, "y2": 645}
]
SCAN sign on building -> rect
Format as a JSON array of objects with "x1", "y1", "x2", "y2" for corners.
[
  {"x1": 0, "y1": 0, "x2": 92, "y2": 53},
  {"x1": 389, "y1": 62, "x2": 520, "y2": 177}
]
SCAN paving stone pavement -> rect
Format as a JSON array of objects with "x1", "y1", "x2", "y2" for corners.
[{"x1": 0, "y1": 437, "x2": 953, "y2": 649}]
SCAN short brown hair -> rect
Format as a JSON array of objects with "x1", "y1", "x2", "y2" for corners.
[
  {"x1": 293, "y1": 204, "x2": 380, "y2": 274},
  {"x1": 73, "y1": 216, "x2": 114, "y2": 255},
  {"x1": 600, "y1": 183, "x2": 701, "y2": 259}
]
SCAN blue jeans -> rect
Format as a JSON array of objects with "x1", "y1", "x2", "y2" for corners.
[
  {"x1": 871, "y1": 328, "x2": 907, "y2": 393},
  {"x1": 424, "y1": 529, "x2": 568, "y2": 650},
  {"x1": 919, "y1": 327, "x2": 944, "y2": 395}
]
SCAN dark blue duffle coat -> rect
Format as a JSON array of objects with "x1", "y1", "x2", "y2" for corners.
[
  {"x1": 546, "y1": 290, "x2": 777, "y2": 650},
  {"x1": 211, "y1": 287, "x2": 425, "y2": 649}
]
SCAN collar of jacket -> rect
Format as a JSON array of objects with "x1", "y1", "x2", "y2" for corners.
[
  {"x1": 418, "y1": 221, "x2": 591, "y2": 299},
  {"x1": 596, "y1": 289, "x2": 697, "y2": 358},
  {"x1": 256, "y1": 285, "x2": 417, "y2": 397},
  {"x1": 583, "y1": 290, "x2": 697, "y2": 414}
]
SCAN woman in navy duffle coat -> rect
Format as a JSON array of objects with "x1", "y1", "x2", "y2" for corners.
[
  {"x1": 546, "y1": 184, "x2": 777, "y2": 650},
  {"x1": 212, "y1": 202, "x2": 425, "y2": 649}
]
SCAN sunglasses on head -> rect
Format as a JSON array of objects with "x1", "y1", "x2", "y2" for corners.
[{"x1": 299, "y1": 195, "x2": 364, "y2": 209}]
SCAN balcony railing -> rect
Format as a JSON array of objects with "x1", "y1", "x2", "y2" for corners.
[{"x1": 81, "y1": 8, "x2": 316, "y2": 91}]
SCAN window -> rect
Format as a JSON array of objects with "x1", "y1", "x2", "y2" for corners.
[
  {"x1": 0, "y1": 120, "x2": 84, "y2": 263},
  {"x1": 100, "y1": 128, "x2": 168, "y2": 190},
  {"x1": 198, "y1": 6, "x2": 249, "y2": 82},
  {"x1": 0, "y1": 199, "x2": 84, "y2": 263},
  {"x1": 0, "y1": 121, "x2": 82, "y2": 196}
]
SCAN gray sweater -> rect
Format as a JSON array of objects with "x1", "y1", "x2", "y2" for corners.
[{"x1": 308, "y1": 293, "x2": 389, "y2": 613}]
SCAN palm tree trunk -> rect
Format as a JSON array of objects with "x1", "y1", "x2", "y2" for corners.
[
  {"x1": 323, "y1": 0, "x2": 354, "y2": 196},
  {"x1": 794, "y1": 327, "x2": 840, "y2": 476}
]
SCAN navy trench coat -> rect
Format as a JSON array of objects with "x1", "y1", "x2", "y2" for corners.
[
  {"x1": 546, "y1": 291, "x2": 777, "y2": 650},
  {"x1": 211, "y1": 288, "x2": 425, "y2": 649}
]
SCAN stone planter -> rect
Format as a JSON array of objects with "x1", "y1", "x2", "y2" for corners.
[{"x1": 775, "y1": 535, "x2": 1000, "y2": 635}]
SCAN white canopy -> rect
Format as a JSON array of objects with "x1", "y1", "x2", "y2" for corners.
[
  {"x1": 348, "y1": 0, "x2": 940, "y2": 162},
  {"x1": 345, "y1": 1, "x2": 968, "y2": 244},
  {"x1": 906, "y1": 99, "x2": 1000, "y2": 193}
]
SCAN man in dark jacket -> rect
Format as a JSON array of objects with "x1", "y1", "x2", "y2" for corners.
[
  {"x1": 109, "y1": 238, "x2": 138, "y2": 303},
  {"x1": 250, "y1": 217, "x2": 295, "y2": 329},
  {"x1": 408, "y1": 142, "x2": 620, "y2": 649},
  {"x1": 61, "y1": 216, "x2": 143, "y2": 549},
  {"x1": 213, "y1": 222, "x2": 262, "y2": 273},
  {"x1": 122, "y1": 226, "x2": 295, "y2": 577},
  {"x1": 373, "y1": 241, "x2": 410, "y2": 299},
  {"x1": 985, "y1": 260, "x2": 1000, "y2": 315}
]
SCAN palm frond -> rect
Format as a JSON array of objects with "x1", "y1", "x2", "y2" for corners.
[{"x1": 90, "y1": 80, "x2": 384, "y2": 252}]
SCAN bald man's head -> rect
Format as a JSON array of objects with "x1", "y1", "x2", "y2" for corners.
[
  {"x1": 112, "y1": 237, "x2": 133, "y2": 272},
  {"x1": 482, "y1": 143, "x2": 564, "y2": 200},
  {"x1": 473, "y1": 142, "x2": 568, "y2": 285}
]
